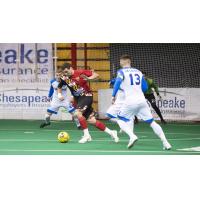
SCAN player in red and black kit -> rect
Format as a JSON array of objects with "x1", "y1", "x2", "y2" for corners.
[{"x1": 57, "y1": 63, "x2": 119, "y2": 144}]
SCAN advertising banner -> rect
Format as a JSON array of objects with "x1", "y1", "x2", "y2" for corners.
[
  {"x1": 98, "y1": 88, "x2": 200, "y2": 121},
  {"x1": 0, "y1": 43, "x2": 71, "y2": 120}
]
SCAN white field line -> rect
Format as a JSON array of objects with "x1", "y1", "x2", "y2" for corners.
[
  {"x1": 50, "y1": 121, "x2": 200, "y2": 126},
  {"x1": 0, "y1": 129, "x2": 199, "y2": 135},
  {"x1": 0, "y1": 149, "x2": 199, "y2": 154},
  {"x1": 2, "y1": 120, "x2": 200, "y2": 126}
]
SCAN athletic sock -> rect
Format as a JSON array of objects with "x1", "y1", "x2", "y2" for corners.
[
  {"x1": 78, "y1": 116, "x2": 88, "y2": 129},
  {"x1": 150, "y1": 121, "x2": 167, "y2": 142},
  {"x1": 83, "y1": 128, "x2": 90, "y2": 138},
  {"x1": 95, "y1": 120, "x2": 106, "y2": 131},
  {"x1": 117, "y1": 120, "x2": 137, "y2": 139},
  {"x1": 45, "y1": 114, "x2": 50, "y2": 123},
  {"x1": 78, "y1": 116, "x2": 90, "y2": 137},
  {"x1": 104, "y1": 127, "x2": 114, "y2": 136},
  {"x1": 127, "y1": 119, "x2": 134, "y2": 131},
  {"x1": 95, "y1": 120, "x2": 115, "y2": 136}
]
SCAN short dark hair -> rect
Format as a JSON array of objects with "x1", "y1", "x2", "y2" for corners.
[
  {"x1": 120, "y1": 54, "x2": 132, "y2": 61},
  {"x1": 61, "y1": 62, "x2": 71, "y2": 70}
]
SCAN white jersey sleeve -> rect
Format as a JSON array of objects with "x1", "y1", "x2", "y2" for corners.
[{"x1": 51, "y1": 80, "x2": 68, "y2": 100}]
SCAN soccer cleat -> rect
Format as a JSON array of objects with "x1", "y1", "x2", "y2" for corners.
[
  {"x1": 163, "y1": 140, "x2": 172, "y2": 150},
  {"x1": 110, "y1": 130, "x2": 119, "y2": 143},
  {"x1": 40, "y1": 122, "x2": 50, "y2": 128},
  {"x1": 78, "y1": 135, "x2": 92, "y2": 144},
  {"x1": 127, "y1": 136, "x2": 138, "y2": 149}
]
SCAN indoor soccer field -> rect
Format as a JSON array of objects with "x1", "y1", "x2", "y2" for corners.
[{"x1": 0, "y1": 120, "x2": 199, "y2": 155}]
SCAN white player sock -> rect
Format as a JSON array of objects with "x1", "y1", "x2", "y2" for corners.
[
  {"x1": 150, "y1": 121, "x2": 167, "y2": 142},
  {"x1": 104, "y1": 127, "x2": 113, "y2": 136},
  {"x1": 117, "y1": 120, "x2": 137, "y2": 139},
  {"x1": 83, "y1": 128, "x2": 90, "y2": 137},
  {"x1": 127, "y1": 120, "x2": 134, "y2": 131}
]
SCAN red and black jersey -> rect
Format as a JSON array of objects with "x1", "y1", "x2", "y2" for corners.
[{"x1": 58, "y1": 69, "x2": 93, "y2": 97}]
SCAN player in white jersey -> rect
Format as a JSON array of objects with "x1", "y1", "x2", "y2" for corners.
[
  {"x1": 112, "y1": 55, "x2": 172, "y2": 149},
  {"x1": 40, "y1": 69, "x2": 80, "y2": 128}
]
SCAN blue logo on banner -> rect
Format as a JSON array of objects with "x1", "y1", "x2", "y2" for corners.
[{"x1": 0, "y1": 44, "x2": 48, "y2": 64}]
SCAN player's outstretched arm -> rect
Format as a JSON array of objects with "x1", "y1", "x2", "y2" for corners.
[
  {"x1": 81, "y1": 71, "x2": 99, "y2": 81},
  {"x1": 88, "y1": 71, "x2": 99, "y2": 80}
]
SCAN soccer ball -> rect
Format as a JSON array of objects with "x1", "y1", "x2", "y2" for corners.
[{"x1": 58, "y1": 132, "x2": 70, "y2": 143}]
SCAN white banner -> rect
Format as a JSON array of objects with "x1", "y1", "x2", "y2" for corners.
[
  {"x1": 98, "y1": 88, "x2": 200, "y2": 121},
  {"x1": 0, "y1": 43, "x2": 71, "y2": 120}
]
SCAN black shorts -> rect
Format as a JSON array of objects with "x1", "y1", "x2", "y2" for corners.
[
  {"x1": 75, "y1": 96, "x2": 94, "y2": 120},
  {"x1": 144, "y1": 93, "x2": 156, "y2": 105}
]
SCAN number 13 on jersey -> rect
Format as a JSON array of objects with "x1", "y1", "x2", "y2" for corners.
[{"x1": 129, "y1": 73, "x2": 140, "y2": 85}]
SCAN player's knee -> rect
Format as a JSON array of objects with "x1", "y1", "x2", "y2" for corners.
[
  {"x1": 150, "y1": 121, "x2": 157, "y2": 127},
  {"x1": 87, "y1": 116, "x2": 96, "y2": 124}
]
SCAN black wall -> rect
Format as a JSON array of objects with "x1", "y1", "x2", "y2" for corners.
[{"x1": 110, "y1": 43, "x2": 200, "y2": 87}]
